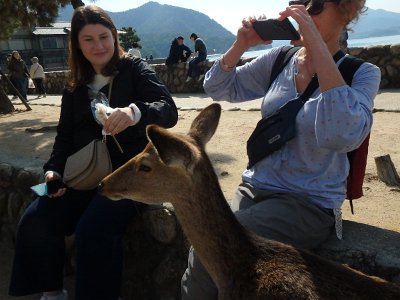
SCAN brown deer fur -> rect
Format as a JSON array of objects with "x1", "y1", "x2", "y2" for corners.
[{"x1": 99, "y1": 103, "x2": 400, "y2": 300}]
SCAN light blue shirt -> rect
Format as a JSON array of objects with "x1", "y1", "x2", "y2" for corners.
[{"x1": 203, "y1": 46, "x2": 381, "y2": 209}]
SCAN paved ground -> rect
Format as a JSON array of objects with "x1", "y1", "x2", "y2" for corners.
[
  {"x1": 2, "y1": 90, "x2": 399, "y2": 300},
  {"x1": 12, "y1": 89, "x2": 400, "y2": 112}
]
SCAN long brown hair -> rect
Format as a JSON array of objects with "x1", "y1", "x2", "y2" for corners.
[{"x1": 67, "y1": 5, "x2": 124, "y2": 91}]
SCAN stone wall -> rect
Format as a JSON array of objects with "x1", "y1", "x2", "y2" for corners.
[
  {"x1": 42, "y1": 71, "x2": 69, "y2": 95},
  {"x1": 1, "y1": 162, "x2": 400, "y2": 299},
  {"x1": 0, "y1": 71, "x2": 69, "y2": 96},
  {"x1": 3, "y1": 44, "x2": 398, "y2": 95},
  {"x1": 157, "y1": 44, "x2": 400, "y2": 91}
]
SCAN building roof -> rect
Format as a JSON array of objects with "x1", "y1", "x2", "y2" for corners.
[
  {"x1": 32, "y1": 28, "x2": 69, "y2": 35},
  {"x1": 52, "y1": 22, "x2": 71, "y2": 28},
  {"x1": 32, "y1": 22, "x2": 71, "y2": 35},
  {"x1": 31, "y1": 22, "x2": 124, "y2": 36}
]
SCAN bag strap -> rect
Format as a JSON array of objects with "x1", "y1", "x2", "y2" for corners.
[
  {"x1": 300, "y1": 49, "x2": 347, "y2": 103},
  {"x1": 268, "y1": 47, "x2": 346, "y2": 102},
  {"x1": 338, "y1": 55, "x2": 364, "y2": 85},
  {"x1": 105, "y1": 76, "x2": 124, "y2": 154},
  {"x1": 299, "y1": 76, "x2": 319, "y2": 102},
  {"x1": 268, "y1": 46, "x2": 301, "y2": 91},
  {"x1": 32, "y1": 65, "x2": 40, "y2": 77},
  {"x1": 108, "y1": 76, "x2": 114, "y2": 101}
]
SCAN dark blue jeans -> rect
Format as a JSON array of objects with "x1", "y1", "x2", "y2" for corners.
[
  {"x1": 33, "y1": 78, "x2": 46, "y2": 95},
  {"x1": 13, "y1": 77, "x2": 28, "y2": 100},
  {"x1": 187, "y1": 54, "x2": 207, "y2": 78},
  {"x1": 9, "y1": 190, "x2": 143, "y2": 300}
]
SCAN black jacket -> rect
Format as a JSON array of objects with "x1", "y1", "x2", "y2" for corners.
[
  {"x1": 44, "y1": 57, "x2": 178, "y2": 175},
  {"x1": 165, "y1": 39, "x2": 192, "y2": 65},
  {"x1": 8, "y1": 59, "x2": 29, "y2": 79}
]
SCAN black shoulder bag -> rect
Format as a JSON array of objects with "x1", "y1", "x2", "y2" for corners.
[{"x1": 247, "y1": 49, "x2": 346, "y2": 169}]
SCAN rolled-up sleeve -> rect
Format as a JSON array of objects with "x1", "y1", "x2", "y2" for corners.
[
  {"x1": 315, "y1": 62, "x2": 381, "y2": 152},
  {"x1": 130, "y1": 59, "x2": 178, "y2": 129},
  {"x1": 203, "y1": 47, "x2": 283, "y2": 102}
]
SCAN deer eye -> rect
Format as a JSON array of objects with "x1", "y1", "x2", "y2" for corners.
[{"x1": 138, "y1": 164, "x2": 152, "y2": 172}]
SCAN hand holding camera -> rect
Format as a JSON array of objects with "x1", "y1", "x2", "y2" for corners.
[{"x1": 253, "y1": 18, "x2": 300, "y2": 41}]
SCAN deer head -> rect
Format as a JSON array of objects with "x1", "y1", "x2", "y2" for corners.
[{"x1": 99, "y1": 103, "x2": 222, "y2": 204}]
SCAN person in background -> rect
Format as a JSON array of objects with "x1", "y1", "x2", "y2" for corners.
[
  {"x1": 9, "y1": 5, "x2": 178, "y2": 300},
  {"x1": 29, "y1": 57, "x2": 47, "y2": 98},
  {"x1": 165, "y1": 36, "x2": 192, "y2": 66},
  {"x1": 181, "y1": 0, "x2": 381, "y2": 299},
  {"x1": 128, "y1": 46, "x2": 142, "y2": 58},
  {"x1": 185, "y1": 33, "x2": 207, "y2": 82},
  {"x1": 5, "y1": 53, "x2": 18, "y2": 99},
  {"x1": 7, "y1": 50, "x2": 29, "y2": 101}
]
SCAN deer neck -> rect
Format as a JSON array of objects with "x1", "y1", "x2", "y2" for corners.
[{"x1": 172, "y1": 162, "x2": 254, "y2": 286}]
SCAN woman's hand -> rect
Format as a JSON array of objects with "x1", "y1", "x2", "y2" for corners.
[
  {"x1": 220, "y1": 15, "x2": 273, "y2": 71},
  {"x1": 278, "y1": 5, "x2": 325, "y2": 51},
  {"x1": 103, "y1": 107, "x2": 135, "y2": 135},
  {"x1": 45, "y1": 171, "x2": 67, "y2": 198},
  {"x1": 236, "y1": 16, "x2": 272, "y2": 51},
  {"x1": 280, "y1": 5, "x2": 346, "y2": 91}
]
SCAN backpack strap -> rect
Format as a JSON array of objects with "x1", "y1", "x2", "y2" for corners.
[
  {"x1": 267, "y1": 46, "x2": 301, "y2": 91},
  {"x1": 338, "y1": 55, "x2": 364, "y2": 85}
]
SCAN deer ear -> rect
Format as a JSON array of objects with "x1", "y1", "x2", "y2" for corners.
[
  {"x1": 188, "y1": 103, "x2": 221, "y2": 148},
  {"x1": 146, "y1": 125, "x2": 199, "y2": 170}
]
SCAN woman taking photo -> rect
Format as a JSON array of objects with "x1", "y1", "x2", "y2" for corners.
[
  {"x1": 181, "y1": 0, "x2": 381, "y2": 299},
  {"x1": 9, "y1": 5, "x2": 178, "y2": 300}
]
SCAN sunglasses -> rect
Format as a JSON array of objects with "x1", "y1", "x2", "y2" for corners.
[{"x1": 289, "y1": 0, "x2": 338, "y2": 16}]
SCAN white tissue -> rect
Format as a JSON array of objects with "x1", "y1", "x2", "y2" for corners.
[
  {"x1": 94, "y1": 103, "x2": 117, "y2": 135},
  {"x1": 94, "y1": 103, "x2": 116, "y2": 125}
]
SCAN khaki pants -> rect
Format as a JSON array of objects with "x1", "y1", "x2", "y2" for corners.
[{"x1": 181, "y1": 182, "x2": 335, "y2": 300}]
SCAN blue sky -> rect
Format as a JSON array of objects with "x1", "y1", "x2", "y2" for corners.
[{"x1": 92, "y1": 0, "x2": 400, "y2": 33}]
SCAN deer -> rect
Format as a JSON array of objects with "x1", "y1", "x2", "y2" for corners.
[{"x1": 99, "y1": 103, "x2": 400, "y2": 299}]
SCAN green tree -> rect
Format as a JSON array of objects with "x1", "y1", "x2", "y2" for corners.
[
  {"x1": 119, "y1": 27, "x2": 142, "y2": 50},
  {"x1": 0, "y1": 0, "x2": 88, "y2": 40},
  {"x1": 0, "y1": 0, "x2": 87, "y2": 113}
]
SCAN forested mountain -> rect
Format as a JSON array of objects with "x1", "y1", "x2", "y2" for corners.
[
  {"x1": 58, "y1": 2, "x2": 400, "y2": 57},
  {"x1": 350, "y1": 8, "x2": 400, "y2": 39}
]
